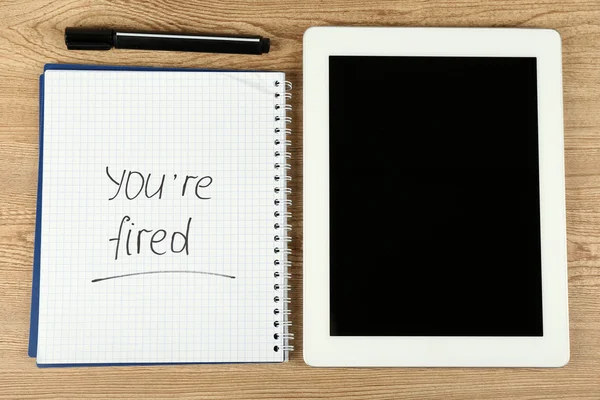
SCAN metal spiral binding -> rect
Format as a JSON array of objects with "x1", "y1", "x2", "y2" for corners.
[{"x1": 273, "y1": 79, "x2": 294, "y2": 358}]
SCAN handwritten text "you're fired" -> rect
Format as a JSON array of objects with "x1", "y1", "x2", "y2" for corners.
[{"x1": 105, "y1": 167, "x2": 213, "y2": 260}]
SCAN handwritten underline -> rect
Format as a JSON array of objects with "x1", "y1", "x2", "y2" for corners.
[{"x1": 91, "y1": 270, "x2": 236, "y2": 283}]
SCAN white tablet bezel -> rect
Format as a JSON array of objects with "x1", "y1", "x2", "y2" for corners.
[{"x1": 303, "y1": 27, "x2": 569, "y2": 367}]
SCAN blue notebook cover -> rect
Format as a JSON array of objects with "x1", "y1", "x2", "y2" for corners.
[{"x1": 29, "y1": 64, "x2": 263, "y2": 367}]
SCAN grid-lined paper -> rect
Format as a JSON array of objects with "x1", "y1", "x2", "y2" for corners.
[{"x1": 37, "y1": 69, "x2": 286, "y2": 364}]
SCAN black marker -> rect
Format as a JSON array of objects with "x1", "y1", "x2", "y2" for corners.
[{"x1": 65, "y1": 27, "x2": 270, "y2": 55}]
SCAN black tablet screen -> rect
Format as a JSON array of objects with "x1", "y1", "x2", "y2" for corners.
[{"x1": 329, "y1": 56, "x2": 543, "y2": 336}]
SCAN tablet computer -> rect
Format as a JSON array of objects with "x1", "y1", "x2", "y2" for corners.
[{"x1": 303, "y1": 27, "x2": 569, "y2": 367}]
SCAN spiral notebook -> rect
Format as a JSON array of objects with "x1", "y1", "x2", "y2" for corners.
[{"x1": 28, "y1": 64, "x2": 293, "y2": 366}]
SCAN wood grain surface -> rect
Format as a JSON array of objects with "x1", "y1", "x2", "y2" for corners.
[{"x1": 1, "y1": 0, "x2": 599, "y2": 398}]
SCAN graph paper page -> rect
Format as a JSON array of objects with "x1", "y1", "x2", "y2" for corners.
[{"x1": 37, "y1": 69, "x2": 286, "y2": 364}]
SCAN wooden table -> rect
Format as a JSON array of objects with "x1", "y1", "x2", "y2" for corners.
[{"x1": 1, "y1": 0, "x2": 599, "y2": 398}]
